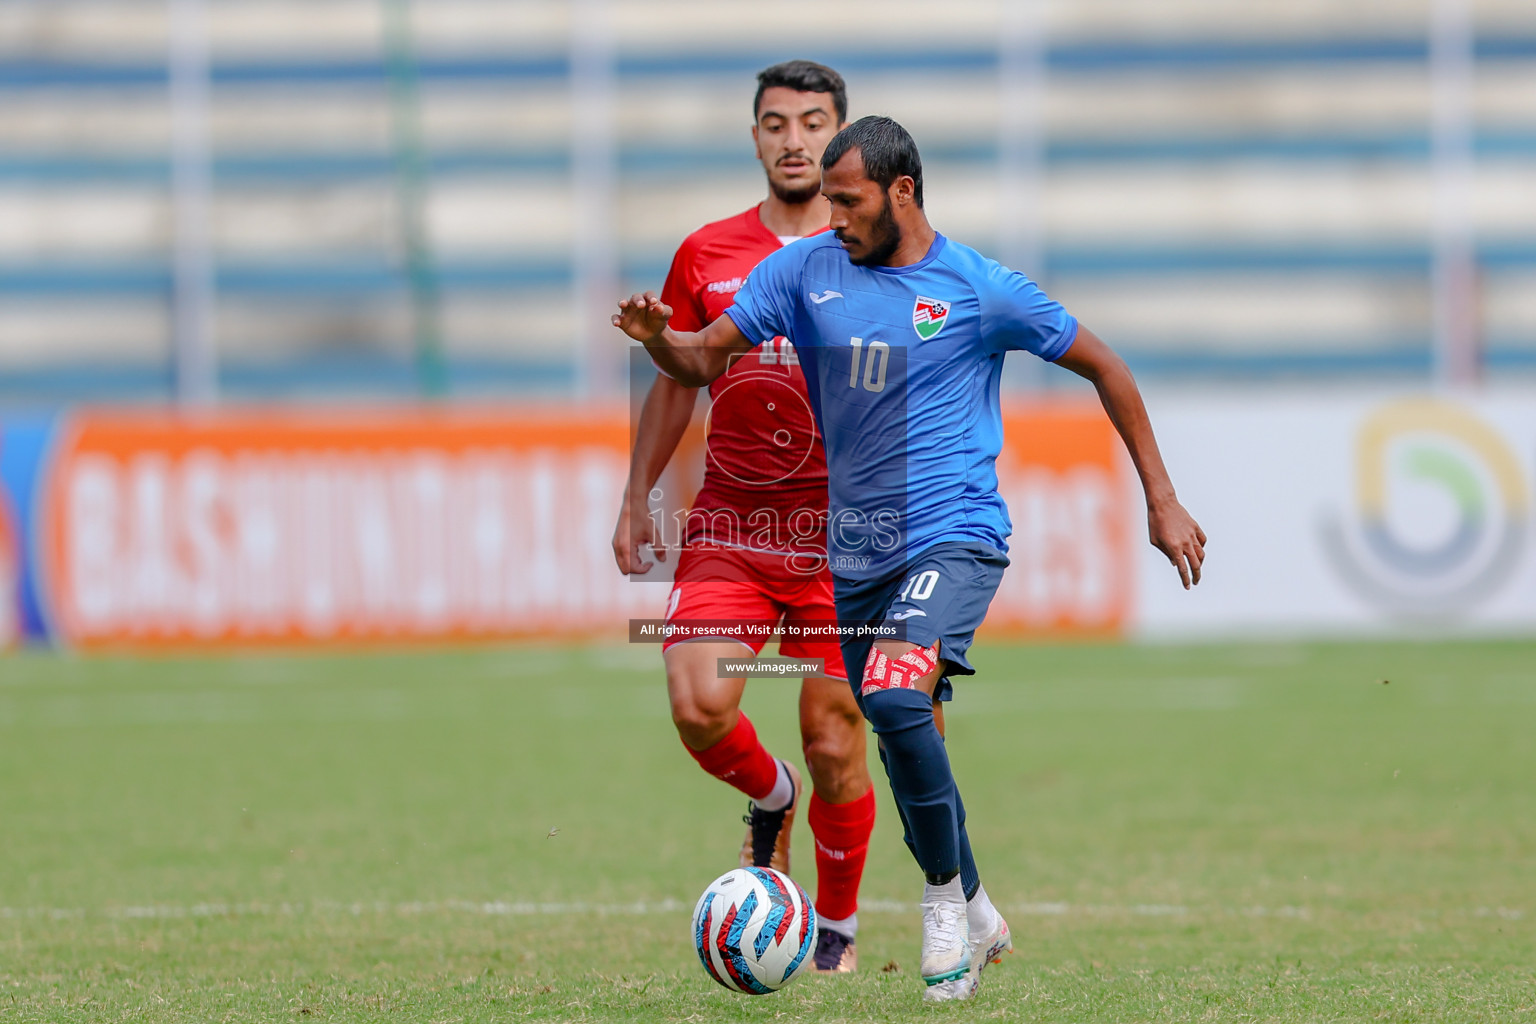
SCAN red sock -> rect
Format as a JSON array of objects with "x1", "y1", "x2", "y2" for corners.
[
  {"x1": 685, "y1": 713, "x2": 779, "y2": 800},
  {"x1": 806, "y1": 788, "x2": 876, "y2": 922}
]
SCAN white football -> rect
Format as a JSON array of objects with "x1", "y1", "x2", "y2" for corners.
[{"x1": 691, "y1": 866, "x2": 817, "y2": 994}]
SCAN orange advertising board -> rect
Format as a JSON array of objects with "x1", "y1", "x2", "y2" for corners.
[
  {"x1": 41, "y1": 407, "x2": 659, "y2": 649},
  {"x1": 987, "y1": 402, "x2": 1134, "y2": 638},
  {"x1": 36, "y1": 403, "x2": 1130, "y2": 650}
]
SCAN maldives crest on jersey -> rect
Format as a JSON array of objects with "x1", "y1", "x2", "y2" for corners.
[{"x1": 912, "y1": 296, "x2": 951, "y2": 340}]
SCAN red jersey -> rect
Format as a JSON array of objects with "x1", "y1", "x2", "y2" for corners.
[{"x1": 660, "y1": 206, "x2": 828, "y2": 557}]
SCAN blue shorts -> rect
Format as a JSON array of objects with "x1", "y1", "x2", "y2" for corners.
[{"x1": 833, "y1": 541, "x2": 1009, "y2": 705}]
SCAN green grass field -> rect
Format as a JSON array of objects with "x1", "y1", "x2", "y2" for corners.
[{"x1": 2, "y1": 639, "x2": 1533, "y2": 1022}]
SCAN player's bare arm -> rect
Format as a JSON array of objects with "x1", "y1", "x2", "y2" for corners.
[
  {"x1": 1054, "y1": 325, "x2": 1208, "y2": 589},
  {"x1": 612, "y1": 291, "x2": 752, "y2": 387},
  {"x1": 612, "y1": 374, "x2": 700, "y2": 574}
]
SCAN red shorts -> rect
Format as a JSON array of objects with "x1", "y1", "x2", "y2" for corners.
[{"x1": 662, "y1": 545, "x2": 845, "y2": 680}]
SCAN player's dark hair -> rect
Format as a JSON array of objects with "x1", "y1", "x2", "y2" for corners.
[
  {"x1": 820, "y1": 115, "x2": 924, "y2": 208},
  {"x1": 754, "y1": 60, "x2": 848, "y2": 125}
]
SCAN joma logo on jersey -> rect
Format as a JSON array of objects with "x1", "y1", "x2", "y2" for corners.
[{"x1": 912, "y1": 296, "x2": 951, "y2": 340}]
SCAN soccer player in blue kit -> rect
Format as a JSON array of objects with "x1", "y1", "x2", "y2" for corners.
[{"x1": 614, "y1": 116, "x2": 1207, "y2": 1002}]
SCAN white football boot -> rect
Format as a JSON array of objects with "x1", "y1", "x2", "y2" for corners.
[
  {"x1": 972, "y1": 911, "x2": 1014, "y2": 971},
  {"x1": 918, "y1": 880, "x2": 972, "y2": 990},
  {"x1": 923, "y1": 895, "x2": 1012, "y2": 1002}
]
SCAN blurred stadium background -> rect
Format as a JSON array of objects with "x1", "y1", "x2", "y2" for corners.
[
  {"x1": 2, "y1": 0, "x2": 1534, "y2": 403},
  {"x1": 3, "y1": 5, "x2": 1535, "y2": 1019}
]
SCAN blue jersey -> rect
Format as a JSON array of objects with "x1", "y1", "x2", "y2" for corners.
[{"x1": 724, "y1": 232, "x2": 1077, "y2": 579}]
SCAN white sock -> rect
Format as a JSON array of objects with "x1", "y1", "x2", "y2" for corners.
[
  {"x1": 967, "y1": 883, "x2": 1000, "y2": 936},
  {"x1": 816, "y1": 911, "x2": 857, "y2": 939},
  {"x1": 754, "y1": 760, "x2": 794, "y2": 812},
  {"x1": 923, "y1": 875, "x2": 966, "y2": 907}
]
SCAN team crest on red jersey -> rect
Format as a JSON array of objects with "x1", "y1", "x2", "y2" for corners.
[{"x1": 912, "y1": 296, "x2": 951, "y2": 340}]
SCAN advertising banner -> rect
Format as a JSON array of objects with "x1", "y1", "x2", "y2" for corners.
[
  {"x1": 988, "y1": 403, "x2": 1134, "y2": 638},
  {"x1": 0, "y1": 415, "x2": 56, "y2": 650},
  {"x1": 0, "y1": 438, "x2": 15, "y2": 650},
  {"x1": 0, "y1": 402, "x2": 1129, "y2": 650},
  {"x1": 9, "y1": 392, "x2": 1526, "y2": 649},
  {"x1": 38, "y1": 408, "x2": 657, "y2": 649},
  {"x1": 1135, "y1": 392, "x2": 1536, "y2": 637}
]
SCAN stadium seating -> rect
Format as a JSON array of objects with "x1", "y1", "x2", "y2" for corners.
[{"x1": 1, "y1": 0, "x2": 1534, "y2": 399}]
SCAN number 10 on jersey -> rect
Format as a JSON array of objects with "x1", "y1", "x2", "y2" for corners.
[{"x1": 848, "y1": 337, "x2": 889, "y2": 393}]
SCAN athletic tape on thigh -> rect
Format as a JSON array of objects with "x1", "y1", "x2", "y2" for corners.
[{"x1": 860, "y1": 643, "x2": 940, "y2": 697}]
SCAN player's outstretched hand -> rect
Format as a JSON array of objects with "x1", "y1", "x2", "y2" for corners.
[
  {"x1": 612, "y1": 291, "x2": 673, "y2": 343},
  {"x1": 612, "y1": 495, "x2": 664, "y2": 575},
  {"x1": 1149, "y1": 497, "x2": 1206, "y2": 590}
]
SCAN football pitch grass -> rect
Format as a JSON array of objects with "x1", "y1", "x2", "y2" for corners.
[{"x1": 2, "y1": 639, "x2": 1532, "y2": 1022}]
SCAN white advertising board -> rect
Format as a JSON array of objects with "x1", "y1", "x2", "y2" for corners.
[{"x1": 1132, "y1": 391, "x2": 1536, "y2": 638}]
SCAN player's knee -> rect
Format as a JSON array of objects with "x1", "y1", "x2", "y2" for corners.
[
  {"x1": 668, "y1": 691, "x2": 735, "y2": 749},
  {"x1": 861, "y1": 686, "x2": 936, "y2": 737},
  {"x1": 801, "y1": 719, "x2": 865, "y2": 781},
  {"x1": 803, "y1": 752, "x2": 868, "y2": 805},
  {"x1": 666, "y1": 651, "x2": 742, "y2": 745},
  {"x1": 801, "y1": 699, "x2": 863, "y2": 749}
]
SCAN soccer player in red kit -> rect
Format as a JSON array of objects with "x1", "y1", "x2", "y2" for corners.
[{"x1": 611, "y1": 61, "x2": 871, "y2": 973}]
